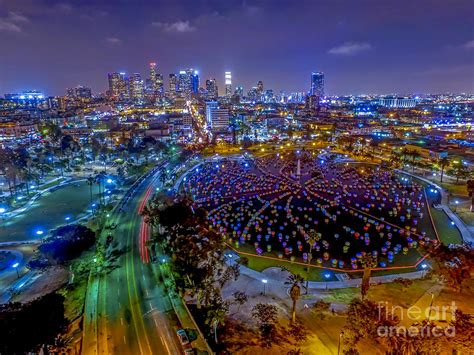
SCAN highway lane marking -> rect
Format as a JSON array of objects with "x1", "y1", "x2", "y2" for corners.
[
  {"x1": 149, "y1": 301, "x2": 153, "y2": 310},
  {"x1": 120, "y1": 317, "x2": 124, "y2": 326},
  {"x1": 130, "y1": 207, "x2": 153, "y2": 354},
  {"x1": 161, "y1": 336, "x2": 171, "y2": 355},
  {"x1": 125, "y1": 218, "x2": 146, "y2": 355},
  {"x1": 154, "y1": 319, "x2": 158, "y2": 327},
  {"x1": 123, "y1": 336, "x2": 126, "y2": 344}
]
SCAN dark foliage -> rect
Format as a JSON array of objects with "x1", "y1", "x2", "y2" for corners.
[
  {"x1": 0, "y1": 292, "x2": 68, "y2": 353},
  {"x1": 39, "y1": 224, "x2": 96, "y2": 263}
]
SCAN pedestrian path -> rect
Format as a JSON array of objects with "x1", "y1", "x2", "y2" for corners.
[
  {"x1": 396, "y1": 170, "x2": 473, "y2": 244},
  {"x1": 3, "y1": 176, "x2": 72, "y2": 221},
  {"x1": 226, "y1": 252, "x2": 426, "y2": 290}
]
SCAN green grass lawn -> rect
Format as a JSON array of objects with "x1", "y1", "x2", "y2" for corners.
[
  {"x1": 367, "y1": 279, "x2": 436, "y2": 308},
  {"x1": 323, "y1": 288, "x2": 359, "y2": 303},
  {"x1": 234, "y1": 242, "x2": 425, "y2": 281},
  {"x1": 457, "y1": 205, "x2": 474, "y2": 227},
  {"x1": 1, "y1": 180, "x2": 100, "y2": 242},
  {"x1": 39, "y1": 176, "x2": 66, "y2": 190},
  {"x1": 242, "y1": 252, "x2": 337, "y2": 281},
  {"x1": 430, "y1": 208, "x2": 463, "y2": 245}
]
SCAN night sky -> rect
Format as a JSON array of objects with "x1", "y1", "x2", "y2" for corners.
[{"x1": 1, "y1": 0, "x2": 473, "y2": 96}]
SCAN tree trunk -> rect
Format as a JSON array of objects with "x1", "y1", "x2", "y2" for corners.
[{"x1": 292, "y1": 298, "x2": 296, "y2": 323}]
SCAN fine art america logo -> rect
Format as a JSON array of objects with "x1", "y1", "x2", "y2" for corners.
[{"x1": 377, "y1": 301, "x2": 457, "y2": 338}]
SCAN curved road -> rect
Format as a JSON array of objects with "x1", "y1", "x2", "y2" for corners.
[{"x1": 82, "y1": 165, "x2": 183, "y2": 354}]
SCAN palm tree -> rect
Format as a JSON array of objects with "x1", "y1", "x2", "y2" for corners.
[
  {"x1": 401, "y1": 147, "x2": 409, "y2": 161},
  {"x1": 205, "y1": 300, "x2": 228, "y2": 344},
  {"x1": 438, "y1": 156, "x2": 450, "y2": 183},
  {"x1": 389, "y1": 150, "x2": 401, "y2": 167},
  {"x1": 86, "y1": 176, "x2": 95, "y2": 207},
  {"x1": 410, "y1": 150, "x2": 421, "y2": 172},
  {"x1": 159, "y1": 169, "x2": 168, "y2": 186},
  {"x1": 468, "y1": 180, "x2": 474, "y2": 212},
  {"x1": 95, "y1": 171, "x2": 107, "y2": 206},
  {"x1": 304, "y1": 231, "x2": 318, "y2": 294},
  {"x1": 285, "y1": 273, "x2": 303, "y2": 322},
  {"x1": 360, "y1": 254, "x2": 377, "y2": 300}
]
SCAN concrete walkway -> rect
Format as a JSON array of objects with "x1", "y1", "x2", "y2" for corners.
[
  {"x1": 2, "y1": 176, "x2": 73, "y2": 221},
  {"x1": 396, "y1": 170, "x2": 473, "y2": 244},
  {"x1": 226, "y1": 252, "x2": 426, "y2": 290}
]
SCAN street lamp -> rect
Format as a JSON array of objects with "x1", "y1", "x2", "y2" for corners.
[
  {"x1": 428, "y1": 293, "x2": 435, "y2": 321},
  {"x1": 324, "y1": 272, "x2": 331, "y2": 291},
  {"x1": 262, "y1": 279, "x2": 268, "y2": 296},
  {"x1": 337, "y1": 330, "x2": 344, "y2": 355},
  {"x1": 0, "y1": 207, "x2": 6, "y2": 228},
  {"x1": 12, "y1": 262, "x2": 20, "y2": 278},
  {"x1": 454, "y1": 200, "x2": 459, "y2": 212},
  {"x1": 420, "y1": 263, "x2": 428, "y2": 278}
]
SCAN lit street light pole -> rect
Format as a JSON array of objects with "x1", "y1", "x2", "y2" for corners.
[
  {"x1": 427, "y1": 292, "x2": 435, "y2": 321},
  {"x1": 262, "y1": 279, "x2": 268, "y2": 296},
  {"x1": 337, "y1": 330, "x2": 344, "y2": 355},
  {"x1": 0, "y1": 207, "x2": 6, "y2": 228},
  {"x1": 12, "y1": 262, "x2": 20, "y2": 278}
]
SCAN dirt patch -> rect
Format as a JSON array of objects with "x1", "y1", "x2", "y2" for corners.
[{"x1": 12, "y1": 266, "x2": 68, "y2": 303}]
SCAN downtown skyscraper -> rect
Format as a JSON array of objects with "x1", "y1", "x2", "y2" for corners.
[
  {"x1": 129, "y1": 73, "x2": 144, "y2": 102},
  {"x1": 225, "y1": 71, "x2": 232, "y2": 97},
  {"x1": 205, "y1": 78, "x2": 218, "y2": 99},
  {"x1": 310, "y1": 71, "x2": 324, "y2": 97},
  {"x1": 146, "y1": 62, "x2": 164, "y2": 98},
  {"x1": 108, "y1": 72, "x2": 129, "y2": 100}
]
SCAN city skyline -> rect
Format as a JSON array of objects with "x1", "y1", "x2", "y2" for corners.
[{"x1": 1, "y1": 0, "x2": 473, "y2": 95}]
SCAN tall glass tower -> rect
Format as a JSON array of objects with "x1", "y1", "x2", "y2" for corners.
[
  {"x1": 310, "y1": 71, "x2": 324, "y2": 97},
  {"x1": 225, "y1": 71, "x2": 232, "y2": 97}
]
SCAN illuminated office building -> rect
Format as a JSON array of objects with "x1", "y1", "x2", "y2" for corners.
[
  {"x1": 310, "y1": 71, "x2": 324, "y2": 97},
  {"x1": 206, "y1": 79, "x2": 218, "y2": 99},
  {"x1": 130, "y1": 73, "x2": 144, "y2": 102},
  {"x1": 225, "y1": 71, "x2": 232, "y2": 97}
]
